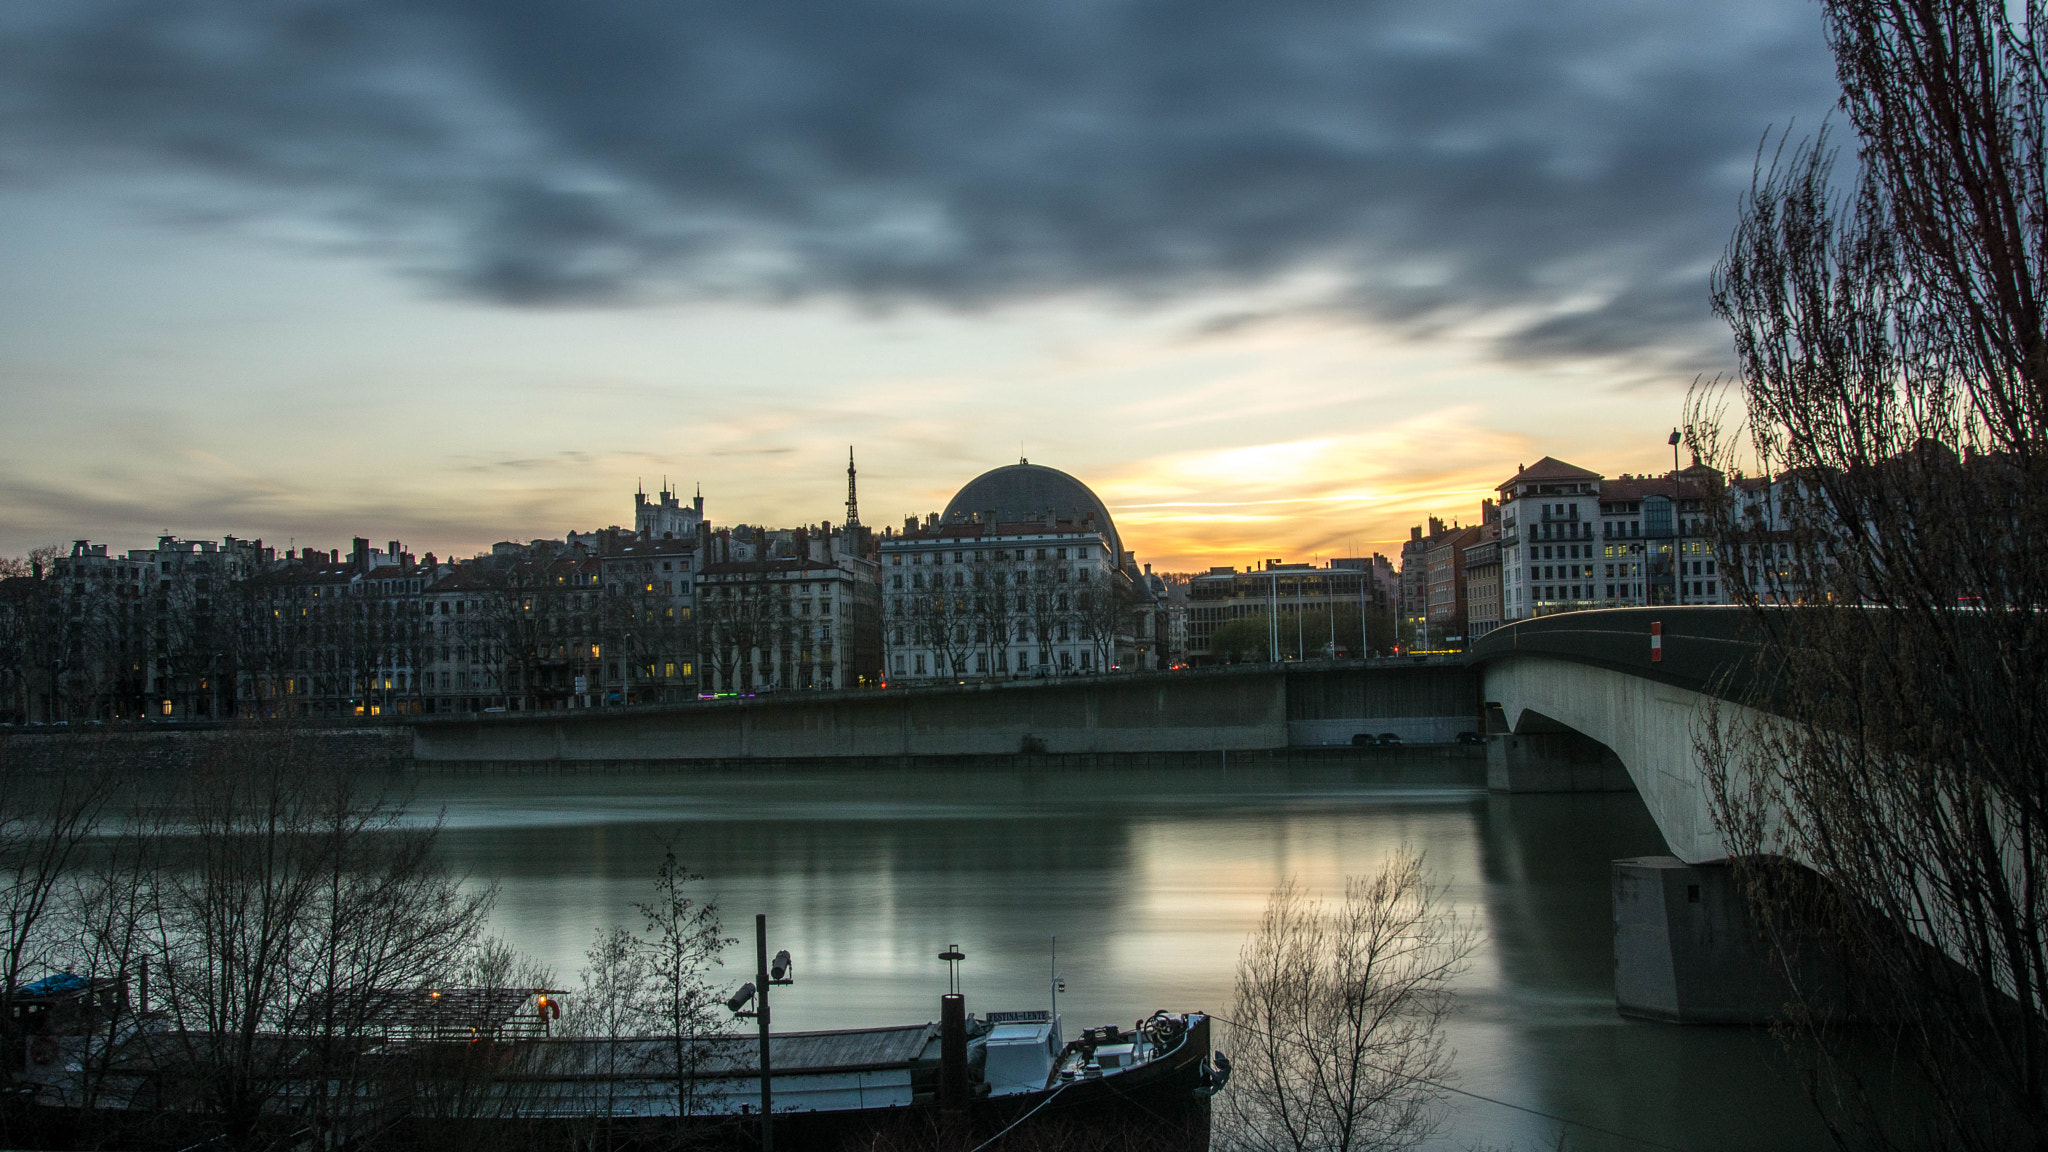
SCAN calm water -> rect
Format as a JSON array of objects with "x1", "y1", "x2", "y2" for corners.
[{"x1": 411, "y1": 761, "x2": 1823, "y2": 1152}]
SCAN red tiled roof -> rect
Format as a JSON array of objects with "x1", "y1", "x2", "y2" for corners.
[{"x1": 1498, "y1": 456, "x2": 1602, "y2": 490}]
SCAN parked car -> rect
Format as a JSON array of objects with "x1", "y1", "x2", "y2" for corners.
[
  {"x1": 1456, "y1": 731, "x2": 1485, "y2": 746},
  {"x1": 1350, "y1": 732, "x2": 1376, "y2": 747},
  {"x1": 1376, "y1": 732, "x2": 1402, "y2": 746}
]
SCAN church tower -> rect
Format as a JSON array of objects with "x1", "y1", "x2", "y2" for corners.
[{"x1": 635, "y1": 479, "x2": 704, "y2": 540}]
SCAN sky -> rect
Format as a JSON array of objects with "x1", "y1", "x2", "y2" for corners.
[{"x1": 0, "y1": 0, "x2": 1840, "y2": 571}]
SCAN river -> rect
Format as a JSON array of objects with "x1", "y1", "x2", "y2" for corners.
[{"x1": 413, "y1": 759, "x2": 1824, "y2": 1151}]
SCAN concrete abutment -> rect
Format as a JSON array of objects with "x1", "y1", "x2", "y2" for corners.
[{"x1": 1612, "y1": 857, "x2": 1790, "y2": 1023}]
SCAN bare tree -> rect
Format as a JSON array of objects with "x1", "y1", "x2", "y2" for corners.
[
  {"x1": 633, "y1": 845, "x2": 730, "y2": 1119},
  {"x1": 0, "y1": 739, "x2": 119, "y2": 1094},
  {"x1": 604, "y1": 582, "x2": 694, "y2": 704},
  {"x1": 908, "y1": 588, "x2": 974, "y2": 680},
  {"x1": 700, "y1": 568, "x2": 792, "y2": 693},
  {"x1": 971, "y1": 553, "x2": 1020, "y2": 676},
  {"x1": 1690, "y1": 1, "x2": 2048, "y2": 1146},
  {"x1": 1217, "y1": 851, "x2": 1475, "y2": 1152},
  {"x1": 568, "y1": 924, "x2": 654, "y2": 1135},
  {"x1": 1075, "y1": 567, "x2": 1132, "y2": 673},
  {"x1": 1024, "y1": 583, "x2": 1072, "y2": 674},
  {"x1": 144, "y1": 730, "x2": 493, "y2": 1148}
]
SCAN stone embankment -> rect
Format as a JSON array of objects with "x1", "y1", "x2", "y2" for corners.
[{"x1": 0, "y1": 723, "x2": 411, "y2": 774}]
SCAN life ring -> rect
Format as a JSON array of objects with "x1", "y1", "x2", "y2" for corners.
[{"x1": 30, "y1": 1036, "x2": 57, "y2": 1065}]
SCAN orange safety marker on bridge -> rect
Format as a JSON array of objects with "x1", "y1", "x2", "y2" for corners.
[{"x1": 1650, "y1": 621, "x2": 1663, "y2": 662}]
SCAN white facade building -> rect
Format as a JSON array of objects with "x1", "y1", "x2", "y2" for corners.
[
  {"x1": 877, "y1": 462, "x2": 1158, "y2": 683},
  {"x1": 1497, "y1": 457, "x2": 1732, "y2": 622}
]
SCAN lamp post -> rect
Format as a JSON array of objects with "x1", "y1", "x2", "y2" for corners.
[
  {"x1": 1267, "y1": 565, "x2": 1279, "y2": 663},
  {"x1": 726, "y1": 915, "x2": 794, "y2": 1152},
  {"x1": 1668, "y1": 428, "x2": 1684, "y2": 606},
  {"x1": 1357, "y1": 568, "x2": 1370, "y2": 659}
]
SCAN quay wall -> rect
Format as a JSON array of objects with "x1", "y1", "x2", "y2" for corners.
[
  {"x1": 0, "y1": 664, "x2": 1482, "y2": 775},
  {"x1": 412, "y1": 663, "x2": 1482, "y2": 768},
  {"x1": 0, "y1": 725, "x2": 411, "y2": 774}
]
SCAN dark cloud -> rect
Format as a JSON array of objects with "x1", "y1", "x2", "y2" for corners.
[
  {"x1": 0, "y1": 0, "x2": 1837, "y2": 370},
  {"x1": 460, "y1": 450, "x2": 599, "y2": 472}
]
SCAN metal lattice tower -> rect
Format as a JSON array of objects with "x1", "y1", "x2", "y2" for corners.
[{"x1": 845, "y1": 446, "x2": 860, "y2": 526}]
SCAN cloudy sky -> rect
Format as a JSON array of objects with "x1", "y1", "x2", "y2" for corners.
[{"x1": 0, "y1": 0, "x2": 1838, "y2": 569}]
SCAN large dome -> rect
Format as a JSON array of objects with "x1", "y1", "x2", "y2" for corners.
[{"x1": 941, "y1": 462, "x2": 1122, "y2": 559}]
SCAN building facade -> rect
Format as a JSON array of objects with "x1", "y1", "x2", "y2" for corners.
[
  {"x1": 877, "y1": 462, "x2": 1158, "y2": 683},
  {"x1": 1184, "y1": 558, "x2": 1394, "y2": 665},
  {"x1": 880, "y1": 514, "x2": 1124, "y2": 681},
  {"x1": 1462, "y1": 529, "x2": 1503, "y2": 641},
  {"x1": 1423, "y1": 525, "x2": 1482, "y2": 651},
  {"x1": 696, "y1": 523, "x2": 880, "y2": 693},
  {"x1": 1496, "y1": 456, "x2": 1731, "y2": 623}
]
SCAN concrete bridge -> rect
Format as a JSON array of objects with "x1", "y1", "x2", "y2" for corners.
[
  {"x1": 1470, "y1": 606, "x2": 1801, "y2": 1023},
  {"x1": 1470, "y1": 605, "x2": 1778, "y2": 863}
]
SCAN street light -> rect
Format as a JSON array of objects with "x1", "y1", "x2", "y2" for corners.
[
  {"x1": 1669, "y1": 428, "x2": 1685, "y2": 606},
  {"x1": 727, "y1": 915, "x2": 795, "y2": 1152}
]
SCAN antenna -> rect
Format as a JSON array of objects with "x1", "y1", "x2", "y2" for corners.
[{"x1": 1049, "y1": 936, "x2": 1065, "y2": 1022}]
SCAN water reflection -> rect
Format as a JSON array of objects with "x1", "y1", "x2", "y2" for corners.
[{"x1": 412, "y1": 762, "x2": 1825, "y2": 1150}]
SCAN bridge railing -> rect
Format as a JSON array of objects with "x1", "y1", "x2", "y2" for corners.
[{"x1": 1469, "y1": 605, "x2": 1787, "y2": 709}]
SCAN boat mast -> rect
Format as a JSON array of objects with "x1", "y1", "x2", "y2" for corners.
[{"x1": 1049, "y1": 935, "x2": 1063, "y2": 1023}]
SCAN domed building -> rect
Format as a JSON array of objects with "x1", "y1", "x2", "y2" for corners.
[
  {"x1": 878, "y1": 461, "x2": 1161, "y2": 684},
  {"x1": 940, "y1": 462, "x2": 1123, "y2": 564}
]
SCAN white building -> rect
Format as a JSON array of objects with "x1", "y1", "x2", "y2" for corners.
[
  {"x1": 634, "y1": 482, "x2": 705, "y2": 541},
  {"x1": 877, "y1": 462, "x2": 1158, "y2": 683},
  {"x1": 1497, "y1": 456, "x2": 1731, "y2": 622}
]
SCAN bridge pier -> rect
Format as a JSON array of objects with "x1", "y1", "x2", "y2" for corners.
[
  {"x1": 1485, "y1": 730, "x2": 1633, "y2": 793},
  {"x1": 1612, "y1": 856, "x2": 1790, "y2": 1024}
]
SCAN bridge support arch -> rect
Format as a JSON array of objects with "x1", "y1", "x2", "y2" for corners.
[
  {"x1": 1478, "y1": 638, "x2": 1811, "y2": 1024},
  {"x1": 1485, "y1": 710, "x2": 1633, "y2": 794},
  {"x1": 1481, "y1": 652, "x2": 1739, "y2": 865}
]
